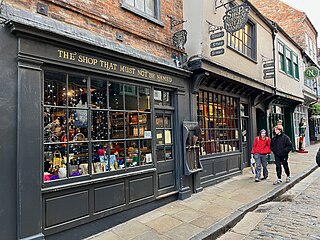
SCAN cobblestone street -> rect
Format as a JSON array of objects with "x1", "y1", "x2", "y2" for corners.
[{"x1": 218, "y1": 168, "x2": 320, "y2": 240}]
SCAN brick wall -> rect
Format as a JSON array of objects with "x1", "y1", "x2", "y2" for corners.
[{"x1": 5, "y1": 0, "x2": 184, "y2": 63}]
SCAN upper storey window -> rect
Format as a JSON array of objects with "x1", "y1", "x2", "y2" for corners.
[
  {"x1": 125, "y1": 0, "x2": 155, "y2": 17},
  {"x1": 122, "y1": 0, "x2": 162, "y2": 25},
  {"x1": 227, "y1": 20, "x2": 256, "y2": 60}
]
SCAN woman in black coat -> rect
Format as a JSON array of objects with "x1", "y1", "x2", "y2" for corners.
[{"x1": 270, "y1": 125, "x2": 293, "y2": 185}]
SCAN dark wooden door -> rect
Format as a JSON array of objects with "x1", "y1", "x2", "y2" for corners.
[
  {"x1": 241, "y1": 117, "x2": 249, "y2": 167},
  {"x1": 155, "y1": 110, "x2": 176, "y2": 196}
]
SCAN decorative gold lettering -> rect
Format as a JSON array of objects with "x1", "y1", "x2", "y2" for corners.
[
  {"x1": 148, "y1": 72, "x2": 156, "y2": 79},
  {"x1": 138, "y1": 69, "x2": 148, "y2": 77},
  {"x1": 100, "y1": 60, "x2": 118, "y2": 71},
  {"x1": 78, "y1": 55, "x2": 98, "y2": 65},
  {"x1": 156, "y1": 74, "x2": 173, "y2": 83},
  {"x1": 57, "y1": 50, "x2": 77, "y2": 60},
  {"x1": 120, "y1": 65, "x2": 136, "y2": 74}
]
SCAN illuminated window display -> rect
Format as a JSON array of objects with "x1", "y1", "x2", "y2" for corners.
[
  {"x1": 197, "y1": 91, "x2": 240, "y2": 155},
  {"x1": 43, "y1": 71, "x2": 152, "y2": 182}
]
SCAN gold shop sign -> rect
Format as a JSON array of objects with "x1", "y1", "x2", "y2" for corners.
[{"x1": 57, "y1": 49, "x2": 173, "y2": 83}]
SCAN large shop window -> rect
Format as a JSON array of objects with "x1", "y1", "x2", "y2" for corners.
[
  {"x1": 43, "y1": 71, "x2": 153, "y2": 183},
  {"x1": 197, "y1": 91, "x2": 240, "y2": 155},
  {"x1": 227, "y1": 20, "x2": 256, "y2": 60}
]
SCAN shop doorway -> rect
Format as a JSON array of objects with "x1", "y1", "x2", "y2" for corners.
[
  {"x1": 269, "y1": 105, "x2": 285, "y2": 137},
  {"x1": 241, "y1": 104, "x2": 250, "y2": 167},
  {"x1": 155, "y1": 110, "x2": 176, "y2": 196},
  {"x1": 256, "y1": 108, "x2": 267, "y2": 136}
]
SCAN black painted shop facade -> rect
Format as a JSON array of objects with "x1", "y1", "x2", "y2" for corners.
[
  {"x1": 0, "y1": 20, "x2": 198, "y2": 239},
  {"x1": 0, "y1": 20, "x2": 278, "y2": 239}
]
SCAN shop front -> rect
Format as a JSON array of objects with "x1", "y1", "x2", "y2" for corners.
[
  {"x1": 4, "y1": 21, "x2": 190, "y2": 239},
  {"x1": 267, "y1": 95, "x2": 303, "y2": 150},
  {"x1": 188, "y1": 66, "x2": 271, "y2": 187}
]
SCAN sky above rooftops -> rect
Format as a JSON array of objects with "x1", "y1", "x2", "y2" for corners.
[{"x1": 281, "y1": 0, "x2": 320, "y2": 46}]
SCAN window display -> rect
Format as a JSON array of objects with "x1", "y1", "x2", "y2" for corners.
[
  {"x1": 197, "y1": 91, "x2": 240, "y2": 155},
  {"x1": 155, "y1": 111, "x2": 173, "y2": 162},
  {"x1": 43, "y1": 70, "x2": 153, "y2": 183}
]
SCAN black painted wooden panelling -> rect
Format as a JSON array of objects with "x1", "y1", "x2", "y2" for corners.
[
  {"x1": 214, "y1": 158, "x2": 228, "y2": 176},
  {"x1": 94, "y1": 183, "x2": 126, "y2": 213},
  {"x1": 229, "y1": 156, "x2": 241, "y2": 171},
  {"x1": 199, "y1": 161, "x2": 214, "y2": 178},
  {"x1": 129, "y1": 176, "x2": 154, "y2": 202},
  {"x1": 45, "y1": 191, "x2": 89, "y2": 227},
  {"x1": 158, "y1": 171, "x2": 174, "y2": 189}
]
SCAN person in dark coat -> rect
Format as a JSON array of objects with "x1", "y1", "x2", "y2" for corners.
[{"x1": 270, "y1": 125, "x2": 293, "y2": 185}]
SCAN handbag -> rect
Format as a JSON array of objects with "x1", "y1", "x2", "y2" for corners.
[
  {"x1": 250, "y1": 156, "x2": 256, "y2": 174},
  {"x1": 53, "y1": 150, "x2": 62, "y2": 167}
]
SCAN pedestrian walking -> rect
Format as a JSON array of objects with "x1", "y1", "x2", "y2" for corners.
[
  {"x1": 251, "y1": 129, "x2": 271, "y2": 182},
  {"x1": 270, "y1": 125, "x2": 293, "y2": 185}
]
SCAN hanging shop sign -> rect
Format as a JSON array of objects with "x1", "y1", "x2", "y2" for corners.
[
  {"x1": 304, "y1": 66, "x2": 319, "y2": 80},
  {"x1": 172, "y1": 30, "x2": 188, "y2": 49},
  {"x1": 209, "y1": 30, "x2": 225, "y2": 56},
  {"x1": 210, "y1": 31, "x2": 225, "y2": 40},
  {"x1": 263, "y1": 74, "x2": 274, "y2": 80},
  {"x1": 262, "y1": 59, "x2": 275, "y2": 80},
  {"x1": 211, "y1": 49, "x2": 225, "y2": 57},
  {"x1": 210, "y1": 40, "x2": 225, "y2": 48},
  {"x1": 263, "y1": 62, "x2": 275, "y2": 68},
  {"x1": 223, "y1": 4, "x2": 250, "y2": 33}
]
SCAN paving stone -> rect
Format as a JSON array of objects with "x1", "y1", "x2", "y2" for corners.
[
  {"x1": 158, "y1": 202, "x2": 187, "y2": 215},
  {"x1": 145, "y1": 215, "x2": 183, "y2": 234},
  {"x1": 111, "y1": 220, "x2": 151, "y2": 239},
  {"x1": 171, "y1": 208, "x2": 204, "y2": 222},
  {"x1": 198, "y1": 192, "x2": 220, "y2": 201},
  {"x1": 135, "y1": 210, "x2": 165, "y2": 224},
  {"x1": 190, "y1": 214, "x2": 220, "y2": 229},
  {"x1": 210, "y1": 197, "x2": 244, "y2": 210},
  {"x1": 164, "y1": 223, "x2": 203, "y2": 240},
  {"x1": 200, "y1": 204, "x2": 230, "y2": 218},
  {"x1": 180, "y1": 197, "x2": 213, "y2": 211}
]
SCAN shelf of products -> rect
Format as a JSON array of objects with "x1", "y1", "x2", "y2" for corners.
[{"x1": 110, "y1": 112, "x2": 149, "y2": 139}]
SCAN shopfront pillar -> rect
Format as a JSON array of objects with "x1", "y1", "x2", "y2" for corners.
[{"x1": 17, "y1": 56, "x2": 44, "y2": 240}]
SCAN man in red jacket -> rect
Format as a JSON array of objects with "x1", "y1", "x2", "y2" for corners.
[{"x1": 251, "y1": 129, "x2": 271, "y2": 182}]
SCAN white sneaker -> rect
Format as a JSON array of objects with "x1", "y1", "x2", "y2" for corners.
[
  {"x1": 273, "y1": 179, "x2": 282, "y2": 185},
  {"x1": 286, "y1": 176, "x2": 291, "y2": 183}
]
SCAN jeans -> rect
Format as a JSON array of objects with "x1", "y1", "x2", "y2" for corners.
[
  {"x1": 274, "y1": 155, "x2": 290, "y2": 179},
  {"x1": 254, "y1": 153, "x2": 268, "y2": 179}
]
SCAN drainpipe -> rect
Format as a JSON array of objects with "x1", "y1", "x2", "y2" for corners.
[{"x1": 271, "y1": 22, "x2": 278, "y2": 92}]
